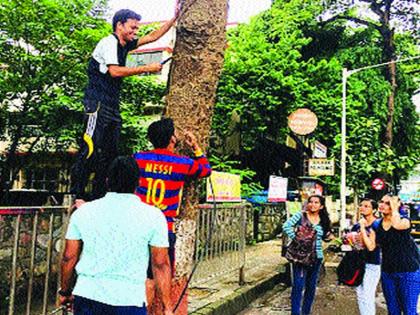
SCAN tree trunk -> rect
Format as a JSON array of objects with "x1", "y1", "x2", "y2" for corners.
[
  {"x1": 150, "y1": 0, "x2": 228, "y2": 314},
  {"x1": 382, "y1": 1, "x2": 397, "y2": 146}
]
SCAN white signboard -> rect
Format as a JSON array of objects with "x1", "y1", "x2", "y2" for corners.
[
  {"x1": 268, "y1": 176, "x2": 288, "y2": 202},
  {"x1": 308, "y1": 159, "x2": 335, "y2": 176},
  {"x1": 313, "y1": 141, "x2": 327, "y2": 158}
]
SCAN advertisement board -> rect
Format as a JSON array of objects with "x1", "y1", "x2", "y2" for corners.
[
  {"x1": 206, "y1": 171, "x2": 241, "y2": 202},
  {"x1": 268, "y1": 176, "x2": 288, "y2": 202},
  {"x1": 308, "y1": 159, "x2": 335, "y2": 176}
]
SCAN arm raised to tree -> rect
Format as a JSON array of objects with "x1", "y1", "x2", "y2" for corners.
[{"x1": 137, "y1": 14, "x2": 178, "y2": 47}]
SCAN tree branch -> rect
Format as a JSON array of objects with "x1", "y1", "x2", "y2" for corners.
[{"x1": 320, "y1": 15, "x2": 381, "y2": 32}]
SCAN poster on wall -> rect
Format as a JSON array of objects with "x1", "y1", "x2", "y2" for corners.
[
  {"x1": 268, "y1": 176, "x2": 288, "y2": 202},
  {"x1": 206, "y1": 171, "x2": 242, "y2": 202},
  {"x1": 301, "y1": 180, "x2": 324, "y2": 201}
]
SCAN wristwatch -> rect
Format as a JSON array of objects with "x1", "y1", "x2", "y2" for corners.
[{"x1": 57, "y1": 288, "x2": 72, "y2": 297}]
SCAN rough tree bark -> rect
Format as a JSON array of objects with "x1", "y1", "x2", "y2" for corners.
[
  {"x1": 381, "y1": 0, "x2": 397, "y2": 146},
  {"x1": 149, "y1": 0, "x2": 228, "y2": 314}
]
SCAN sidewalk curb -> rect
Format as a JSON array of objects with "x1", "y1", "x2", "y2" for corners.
[{"x1": 190, "y1": 265, "x2": 290, "y2": 315}]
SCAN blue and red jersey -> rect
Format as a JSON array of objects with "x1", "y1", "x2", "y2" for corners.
[{"x1": 133, "y1": 148, "x2": 211, "y2": 233}]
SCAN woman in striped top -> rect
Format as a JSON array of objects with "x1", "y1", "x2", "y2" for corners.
[{"x1": 283, "y1": 195, "x2": 332, "y2": 315}]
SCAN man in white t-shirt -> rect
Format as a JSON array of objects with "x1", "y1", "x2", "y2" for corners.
[
  {"x1": 60, "y1": 156, "x2": 173, "y2": 315},
  {"x1": 71, "y1": 8, "x2": 178, "y2": 201}
]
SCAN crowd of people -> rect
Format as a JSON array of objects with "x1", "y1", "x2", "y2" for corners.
[
  {"x1": 57, "y1": 5, "x2": 420, "y2": 315},
  {"x1": 61, "y1": 118, "x2": 211, "y2": 315},
  {"x1": 60, "y1": 8, "x2": 209, "y2": 315},
  {"x1": 283, "y1": 194, "x2": 420, "y2": 315}
]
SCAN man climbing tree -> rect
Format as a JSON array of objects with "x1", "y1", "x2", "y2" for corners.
[
  {"x1": 148, "y1": 0, "x2": 229, "y2": 314},
  {"x1": 71, "y1": 8, "x2": 178, "y2": 202}
]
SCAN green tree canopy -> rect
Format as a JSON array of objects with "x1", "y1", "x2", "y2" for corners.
[
  {"x1": 213, "y1": 0, "x2": 419, "y2": 194},
  {"x1": 0, "y1": 0, "x2": 165, "y2": 192}
]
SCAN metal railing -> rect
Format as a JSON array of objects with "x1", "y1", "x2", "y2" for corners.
[
  {"x1": 191, "y1": 204, "x2": 248, "y2": 286},
  {"x1": 0, "y1": 206, "x2": 70, "y2": 315},
  {"x1": 1, "y1": 202, "x2": 254, "y2": 312}
]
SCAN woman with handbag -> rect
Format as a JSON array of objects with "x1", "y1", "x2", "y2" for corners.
[
  {"x1": 375, "y1": 194, "x2": 420, "y2": 315},
  {"x1": 349, "y1": 198, "x2": 381, "y2": 315},
  {"x1": 283, "y1": 195, "x2": 332, "y2": 315}
]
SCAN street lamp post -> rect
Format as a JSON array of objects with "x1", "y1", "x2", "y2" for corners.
[{"x1": 340, "y1": 55, "x2": 420, "y2": 234}]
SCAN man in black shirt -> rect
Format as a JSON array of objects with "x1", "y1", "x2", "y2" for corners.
[{"x1": 71, "y1": 9, "x2": 178, "y2": 201}]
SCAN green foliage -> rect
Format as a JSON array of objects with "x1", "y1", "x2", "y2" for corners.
[
  {"x1": 214, "y1": 0, "x2": 419, "y2": 196},
  {"x1": 0, "y1": 0, "x2": 165, "y2": 173},
  {"x1": 209, "y1": 155, "x2": 263, "y2": 198},
  {"x1": 215, "y1": 0, "x2": 326, "y2": 150},
  {"x1": 119, "y1": 76, "x2": 166, "y2": 154},
  {"x1": 0, "y1": 0, "x2": 110, "y2": 154}
]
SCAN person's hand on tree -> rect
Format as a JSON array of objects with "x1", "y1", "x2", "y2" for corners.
[
  {"x1": 184, "y1": 131, "x2": 199, "y2": 151},
  {"x1": 174, "y1": 1, "x2": 181, "y2": 20}
]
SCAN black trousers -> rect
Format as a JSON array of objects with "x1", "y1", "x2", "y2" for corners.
[{"x1": 71, "y1": 106, "x2": 121, "y2": 200}]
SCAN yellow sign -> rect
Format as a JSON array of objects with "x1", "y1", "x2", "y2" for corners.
[
  {"x1": 308, "y1": 159, "x2": 335, "y2": 176},
  {"x1": 206, "y1": 171, "x2": 241, "y2": 202}
]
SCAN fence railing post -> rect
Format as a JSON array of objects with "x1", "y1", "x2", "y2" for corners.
[
  {"x1": 26, "y1": 212, "x2": 39, "y2": 315},
  {"x1": 8, "y1": 214, "x2": 21, "y2": 315}
]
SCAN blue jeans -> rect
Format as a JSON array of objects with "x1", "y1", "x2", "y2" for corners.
[
  {"x1": 74, "y1": 296, "x2": 147, "y2": 315},
  {"x1": 291, "y1": 260, "x2": 322, "y2": 315},
  {"x1": 381, "y1": 269, "x2": 420, "y2": 315}
]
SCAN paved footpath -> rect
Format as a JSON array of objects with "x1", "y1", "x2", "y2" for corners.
[
  {"x1": 189, "y1": 239, "x2": 288, "y2": 314},
  {"x1": 189, "y1": 239, "x2": 420, "y2": 315},
  {"x1": 238, "y1": 262, "x2": 420, "y2": 315},
  {"x1": 237, "y1": 267, "x2": 390, "y2": 315}
]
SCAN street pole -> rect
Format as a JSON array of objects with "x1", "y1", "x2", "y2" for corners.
[
  {"x1": 339, "y1": 55, "x2": 420, "y2": 234},
  {"x1": 340, "y1": 68, "x2": 348, "y2": 234}
]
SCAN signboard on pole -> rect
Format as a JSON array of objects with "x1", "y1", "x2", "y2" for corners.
[
  {"x1": 288, "y1": 108, "x2": 318, "y2": 135},
  {"x1": 371, "y1": 178, "x2": 386, "y2": 191},
  {"x1": 308, "y1": 159, "x2": 335, "y2": 176},
  {"x1": 313, "y1": 141, "x2": 327, "y2": 158},
  {"x1": 206, "y1": 171, "x2": 241, "y2": 202},
  {"x1": 268, "y1": 176, "x2": 288, "y2": 202}
]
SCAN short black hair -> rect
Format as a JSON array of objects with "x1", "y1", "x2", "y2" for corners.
[
  {"x1": 112, "y1": 9, "x2": 142, "y2": 31},
  {"x1": 147, "y1": 118, "x2": 175, "y2": 149},
  {"x1": 107, "y1": 156, "x2": 139, "y2": 193}
]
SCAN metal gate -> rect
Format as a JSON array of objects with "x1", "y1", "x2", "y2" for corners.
[{"x1": 0, "y1": 205, "x2": 70, "y2": 315}]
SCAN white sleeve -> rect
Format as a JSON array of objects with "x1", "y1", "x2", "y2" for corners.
[
  {"x1": 149, "y1": 210, "x2": 169, "y2": 248},
  {"x1": 65, "y1": 209, "x2": 83, "y2": 240},
  {"x1": 92, "y1": 35, "x2": 119, "y2": 74}
]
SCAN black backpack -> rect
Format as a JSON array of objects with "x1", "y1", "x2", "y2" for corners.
[{"x1": 336, "y1": 250, "x2": 365, "y2": 286}]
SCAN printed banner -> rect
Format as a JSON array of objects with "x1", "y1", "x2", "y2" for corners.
[
  {"x1": 268, "y1": 176, "x2": 288, "y2": 202},
  {"x1": 206, "y1": 171, "x2": 241, "y2": 202}
]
